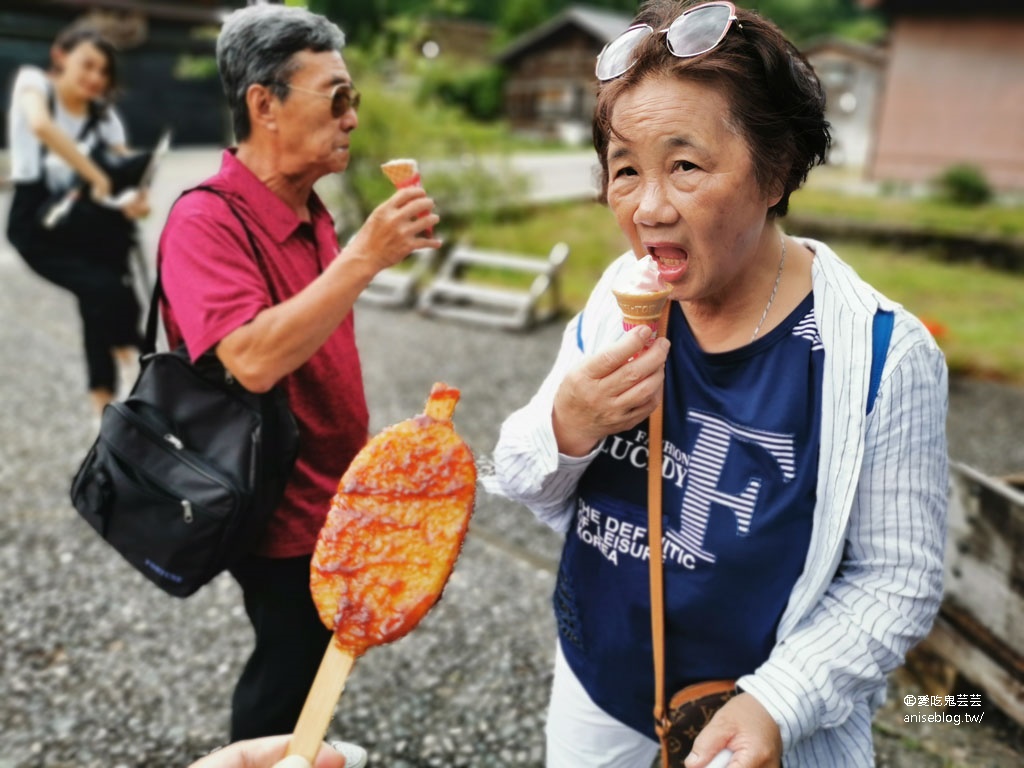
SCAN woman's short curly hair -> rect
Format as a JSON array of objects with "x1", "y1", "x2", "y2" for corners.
[{"x1": 593, "y1": 0, "x2": 830, "y2": 217}]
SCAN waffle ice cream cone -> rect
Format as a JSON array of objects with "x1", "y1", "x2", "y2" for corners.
[
  {"x1": 381, "y1": 158, "x2": 420, "y2": 188},
  {"x1": 612, "y1": 287, "x2": 672, "y2": 335},
  {"x1": 612, "y1": 255, "x2": 671, "y2": 340},
  {"x1": 381, "y1": 158, "x2": 433, "y2": 236}
]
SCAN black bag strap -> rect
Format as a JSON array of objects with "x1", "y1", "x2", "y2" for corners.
[
  {"x1": 36, "y1": 83, "x2": 103, "y2": 197},
  {"x1": 41, "y1": 85, "x2": 102, "y2": 167},
  {"x1": 144, "y1": 185, "x2": 281, "y2": 355}
]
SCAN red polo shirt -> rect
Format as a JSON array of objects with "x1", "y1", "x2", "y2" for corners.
[{"x1": 159, "y1": 150, "x2": 369, "y2": 558}]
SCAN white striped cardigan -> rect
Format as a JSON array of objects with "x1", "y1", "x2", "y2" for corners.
[{"x1": 489, "y1": 239, "x2": 949, "y2": 766}]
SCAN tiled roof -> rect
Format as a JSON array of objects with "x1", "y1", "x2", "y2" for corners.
[{"x1": 496, "y1": 4, "x2": 633, "y2": 63}]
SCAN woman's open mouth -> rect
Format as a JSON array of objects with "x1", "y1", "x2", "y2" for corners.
[{"x1": 646, "y1": 244, "x2": 689, "y2": 282}]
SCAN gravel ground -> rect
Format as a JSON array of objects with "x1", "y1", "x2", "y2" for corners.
[{"x1": 2, "y1": 179, "x2": 1023, "y2": 767}]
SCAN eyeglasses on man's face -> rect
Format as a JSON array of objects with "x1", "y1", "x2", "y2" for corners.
[
  {"x1": 595, "y1": 1, "x2": 739, "y2": 82},
  {"x1": 274, "y1": 81, "x2": 361, "y2": 118}
]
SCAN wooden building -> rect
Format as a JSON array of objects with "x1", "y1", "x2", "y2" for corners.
[
  {"x1": 1, "y1": 0, "x2": 241, "y2": 147},
  {"x1": 862, "y1": 0, "x2": 1024, "y2": 191},
  {"x1": 495, "y1": 5, "x2": 631, "y2": 144},
  {"x1": 419, "y1": 17, "x2": 496, "y2": 63}
]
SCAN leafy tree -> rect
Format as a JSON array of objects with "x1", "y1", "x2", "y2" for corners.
[
  {"x1": 740, "y1": 0, "x2": 883, "y2": 43},
  {"x1": 302, "y1": 0, "x2": 884, "y2": 50},
  {"x1": 499, "y1": 0, "x2": 551, "y2": 41},
  {"x1": 304, "y1": 0, "x2": 468, "y2": 46}
]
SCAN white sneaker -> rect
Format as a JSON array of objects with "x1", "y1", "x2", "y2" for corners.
[{"x1": 330, "y1": 741, "x2": 368, "y2": 768}]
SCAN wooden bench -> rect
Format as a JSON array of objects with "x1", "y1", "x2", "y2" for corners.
[
  {"x1": 417, "y1": 242, "x2": 569, "y2": 330},
  {"x1": 357, "y1": 248, "x2": 438, "y2": 308},
  {"x1": 910, "y1": 462, "x2": 1024, "y2": 727}
]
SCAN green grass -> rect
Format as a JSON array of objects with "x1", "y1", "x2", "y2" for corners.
[
  {"x1": 793, "y1": 167, "x2": 1024, "y2": 239},
  {"x1": 463, "y1": 201, "x2": 1024, "y2": 384},
  {"x1": 833, "y1": 241, "x2": 1024, "y2": 382},
  {"x1": 790, "y1": 188, "x2": 1024, "y2": 239}
]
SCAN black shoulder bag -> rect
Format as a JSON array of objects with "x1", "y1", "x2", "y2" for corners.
[{"x1": 70, "y1": 186, "x2": 300, "y2": 597}]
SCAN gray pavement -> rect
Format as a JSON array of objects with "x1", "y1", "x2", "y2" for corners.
[
  {"x1": 1, "y1": 151, "x2": 1023, "y2": 767},
  {"x1": 0, "y1": 233, "x2": 561, "y2": 767}
]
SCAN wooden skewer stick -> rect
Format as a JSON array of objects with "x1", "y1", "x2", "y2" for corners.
[{"x1": 286, "y1": 641, "x2": 356, "y2": 761}]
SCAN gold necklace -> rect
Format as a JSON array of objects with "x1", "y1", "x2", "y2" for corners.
[{"x1": 750, "y1": 233, "x2": 787, "y2": 342}]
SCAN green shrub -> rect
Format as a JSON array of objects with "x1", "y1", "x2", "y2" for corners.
[
  {"x1": 419, "y1": 64, "x2": 506, "y2": 122},
  {"x1": 327, "y1": 56, "x2": 527, "y2": 239},
  {"x1": 935, "y1": 164, "x2": 992, "y2": 206}
]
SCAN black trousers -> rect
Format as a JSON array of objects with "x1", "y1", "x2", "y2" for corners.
[
  {"x1": 229, "y1": 554, "x2": 332, "y2": 740},
  {"x1": 7, "y1": 182, "x2": 141, "y2": 391}
]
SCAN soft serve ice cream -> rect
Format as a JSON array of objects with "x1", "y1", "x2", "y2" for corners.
[{"x1": 614, "y1": 254, "x2": 668, "y2": 295}]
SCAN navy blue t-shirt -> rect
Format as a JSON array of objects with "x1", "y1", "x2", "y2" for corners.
[{"x1": 555, "y1": 293, "x2": 824, "y2": 739}]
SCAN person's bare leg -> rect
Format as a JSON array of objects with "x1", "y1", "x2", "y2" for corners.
[
  {"x1": 114, "y1": 346, "x2": 139, "y2": 396},
  {"x1": 89, "y1": 387, "x2": 114, "y2": 414}
]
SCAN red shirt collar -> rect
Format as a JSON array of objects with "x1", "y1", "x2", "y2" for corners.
[{"x1": 219, "y1": 148, "x2": 328, "y2": 245}]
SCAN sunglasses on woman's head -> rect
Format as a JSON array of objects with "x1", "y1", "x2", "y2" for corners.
[
  {"x1": 595, "y1": 1, "x2": 739, "y2": 82},
  {"x1": 276, "y1": 82, "x2": 361, "y2": 117}
]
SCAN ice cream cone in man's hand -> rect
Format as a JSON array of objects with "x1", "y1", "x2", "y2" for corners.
[
  {"x1": 380, "y1": 159, "x2": 419, "y2": 187},
  {"x1": 381, "y1": 158, "x2": 433, "y2": 236}
]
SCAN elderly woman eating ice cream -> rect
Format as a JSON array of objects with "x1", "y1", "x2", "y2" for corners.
[{"x1": 488, "y1": 2, "x2": 949, "y2": 767}]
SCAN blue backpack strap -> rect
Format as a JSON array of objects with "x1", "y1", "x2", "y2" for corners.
[{"x1": 868, "y1": 309, "x2": 894, "y2": 414}]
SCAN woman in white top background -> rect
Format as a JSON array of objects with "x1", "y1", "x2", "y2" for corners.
[{"x1": 6, "y1": 23, "x2": 150, "y2": 415}]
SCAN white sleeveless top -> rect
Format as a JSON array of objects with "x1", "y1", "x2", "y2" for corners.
[{"x1": 7, "y1": 65, "x2": 126, "y2": 191}]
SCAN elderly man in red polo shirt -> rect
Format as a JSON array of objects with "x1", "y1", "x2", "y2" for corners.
[{"x1": 158, "y1": 4, "x2": 440, "y2": 753}]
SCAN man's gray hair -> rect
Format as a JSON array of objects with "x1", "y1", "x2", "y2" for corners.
[{"x1": 216, "y1": 4, "x2": 346, "y2": 143}]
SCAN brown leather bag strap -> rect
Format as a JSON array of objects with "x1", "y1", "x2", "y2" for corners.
[{"x1": 647, "y1": 302, "x2": 671, "y2": 761}]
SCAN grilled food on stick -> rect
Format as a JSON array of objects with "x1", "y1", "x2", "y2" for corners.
[{"x1": 287, "y1": 383, "x2": 476, "y2": 760}]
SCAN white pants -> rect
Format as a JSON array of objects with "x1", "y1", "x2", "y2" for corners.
[{"x1": 546, "y1": 641, "x2": 661, "y2": 768}]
